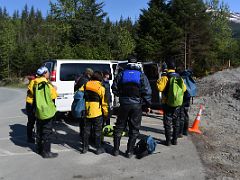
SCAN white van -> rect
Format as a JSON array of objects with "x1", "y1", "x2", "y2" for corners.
[{"x1": 43, "y1": 59, "x2": 127, "y2": 112}]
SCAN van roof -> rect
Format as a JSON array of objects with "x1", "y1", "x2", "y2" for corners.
[{"x1": 44, "y1": 59, "x2": 128, "y2": 64}]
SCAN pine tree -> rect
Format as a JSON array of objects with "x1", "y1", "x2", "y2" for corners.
[
  {"x1": 206, "y1": 0, "x2": 236, "y2": 70},
  {"x1": 170, "y1": 0, "x2": 212, "y2": 72},
  {"x1": 0, "y1": 15, "x2": 16, "y2": 79},
  {"x1": 136, "y1": 0, "x2": 182, "y2": 61}
]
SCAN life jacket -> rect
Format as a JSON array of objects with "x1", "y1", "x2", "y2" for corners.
[
  {"x1": 84, "y1": 81, "x2": 102, "y2": 105},
  {"x1": 120, "y1": 69, "x2": 141, "y2": 97}
]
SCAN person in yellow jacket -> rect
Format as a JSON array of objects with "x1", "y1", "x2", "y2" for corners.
[
  {"x1": 31, "y1": 66, "x2": 58, "y2": 158},
  {"x1": 79, "y1": 71, "x2": 108, "y2": 155},
  {"x1": 25, "y1": 76, "x2": 36, "y2": 143},
  {"x1": 156, "y1": 58, "x2": 186, "y2": 146}
]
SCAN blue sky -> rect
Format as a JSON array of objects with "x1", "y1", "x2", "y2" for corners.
[{"x1": 0, "y1": 0, "x2": 239, "y2": 21}]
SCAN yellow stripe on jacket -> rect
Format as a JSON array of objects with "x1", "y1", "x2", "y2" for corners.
[{"x1": 80, "y1": 80, "x2": 108, "y2": 118}]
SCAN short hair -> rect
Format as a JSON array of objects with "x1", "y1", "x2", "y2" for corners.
[
  {"x1": 103, "y1": 70, "x2": 110, "y2": 76},
  {"x1": 91, "y1": 71, "x2": 103, "y2": 81},
  {"x1": 85, "y1": 68, "x2": 94, "y2": 76}
]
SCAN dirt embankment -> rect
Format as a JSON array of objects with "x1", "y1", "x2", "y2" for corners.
[{"x1": 189, "y1": 68, "x2": 240, "y2": 179}]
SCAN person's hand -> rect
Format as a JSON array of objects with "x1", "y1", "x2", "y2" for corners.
[{"x1": 145, "y1": 108, "x2": 151, "y2": 114}]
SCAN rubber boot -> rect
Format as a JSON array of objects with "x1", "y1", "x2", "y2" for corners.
[
  {"x1": 95, "y1": 136, "x2": 105, "y2": 155},
  {"x1": 112, "y1": 136, "x2": 121, "y2": 156},
  {"x1": 79, "y1": 119, "x2": 84, "y2": 141},
  {"x1": 125, "y1": 138, "x2": 136, "y2": 158},
  {"x1": 165, "y1": 129, "x2": 171, "y2": 146},
  {"x1": 178, "y1": 121, "x2": 184, "y2": 138},
  {"x1": 27, "y1": 126, "x2": 35, "y2": 143},
  {"x1": 183, "y1": 121, "x2": 189, "y2": 136},
  {"x1": 41, "y1": 142, "x2": 58, "y2": 158},
  {"x1": 172, "y1": 127, "x2": 179, "y2": 145},
  {"x1": 36, "y1": 140, "x2": 43, "y2": 154}
]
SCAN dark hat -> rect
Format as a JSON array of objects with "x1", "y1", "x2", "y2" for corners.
[{"x1": 127, "y1": 55, "x2": 138, "y2": 63}]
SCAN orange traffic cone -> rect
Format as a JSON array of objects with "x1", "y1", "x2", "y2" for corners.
[{"x1": 188, "y1": 105, "x2": 203, "y2": 134}]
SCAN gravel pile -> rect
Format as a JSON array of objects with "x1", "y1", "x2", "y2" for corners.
[{"x1": 188, "y1": 68, "x2": 240, "y2": 179}]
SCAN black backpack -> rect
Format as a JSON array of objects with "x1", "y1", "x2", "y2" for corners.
[{"x1": 134, "y1": 136, "x2": 157, "y2": 159}]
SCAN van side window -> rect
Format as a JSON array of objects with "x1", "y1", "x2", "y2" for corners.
[{"x1": 60, "y1": 63, "x2": 111, "y2": 81}]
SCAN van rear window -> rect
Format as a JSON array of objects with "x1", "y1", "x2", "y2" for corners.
[
  {"x1": 60, "y1": 63, "x2": 111, "y2": 81},
  {"x1": 143, "y1": 64, "x2": 159, "y2": 80}
]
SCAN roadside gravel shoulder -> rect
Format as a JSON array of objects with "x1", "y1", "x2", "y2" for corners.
[{"x1": 188, "y1": 68, "x2": 240, "y2": 179}]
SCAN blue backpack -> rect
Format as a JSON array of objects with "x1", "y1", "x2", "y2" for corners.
[
  {"x1": 71, "y1": 90, "x2": 85, "y2": 118},
  {"x1": 134, "y1": 135, "x2": 157, "y2": 159},
  {"x1": 121, "y1": 70, "x2": 141, "y2": 85},
  {"x1": 181, "y1": 70, "x2": 197, "y2": 97}
]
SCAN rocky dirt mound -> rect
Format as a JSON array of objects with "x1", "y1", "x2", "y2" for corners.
[{"x1": 189, "y1": 68, "x2": 240, "y2": 179}]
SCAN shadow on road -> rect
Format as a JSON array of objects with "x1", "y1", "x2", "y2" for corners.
[
  {"x1": 9, "y1": 124, "x2": 35, "y2": 151},
  {"x1": 51, "y1": 120, "x2": 81, "y2": 152},
  {"x1": 8, "y1": 114, "x2": 167, "y2": 155},
  {"x1": 52, "y1": 120, "x2": 116, "y2": 156},
  {"x1": 140, "y1": 125, "x2": 165, "y2": 135}
]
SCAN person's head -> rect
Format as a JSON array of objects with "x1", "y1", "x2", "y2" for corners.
[
  {"x1": 127, "y1": 55, "x2": 138, "y2": 64},
  {"x1": 103, "y1": 70, "x2": 110, "y2": 80},
  {"x1": 166, "y1": 57, "x2": 176, "y2": 70},
  {"x1": 85, "y1": 68, "x2": 94, "y2": 78},
  {"x1": 91, "y1": 71, "x2": 103, "y2": 82},
  {"x1": 162, "y1": 62, "x2": 168, "y2": 71},
  {"x1": 36, "y1": 66, "x2": 49, "y2": 79}
]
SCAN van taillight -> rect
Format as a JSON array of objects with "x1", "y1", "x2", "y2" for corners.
[{"x1": 50, "y1": 70, "x2": 56, "y2": 82}]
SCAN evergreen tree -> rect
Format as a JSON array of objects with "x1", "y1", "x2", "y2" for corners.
[
  {"x1": 136, "y1": 0, "x2": 182, "y2": 61},
  {"x1": 0, "y1": 17, "x2": 16, "y2": 79},
  {"x1": 170, "y1": 0, "x2": 212, "y2": 72},
  {"x1": 206, "y1": 0, "x2": 236, "y2": 70}
]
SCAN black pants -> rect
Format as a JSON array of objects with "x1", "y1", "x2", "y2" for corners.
[
  {"x1": 78, "y1": 117, "x2": 85, "y2": 139},
  {"x1": 163, "y1": 105, "x2": 181, "y2": 142},
  {"x1": 36, "y1": 117, "x2": 54, "y2": 153},
  {"x1": 114, "y1": 104, "x2": 142, "y2": 142},
  {"x1": 179, "y1": 105, "x2": 189, "y2": 135},
  {"x1": 83, "y1": 116, "x2": 103, "y2": 148},
  {"x1": 26, "y1": 102, "x2": 36, "y2": 140},
  {"x1": 103, "y1": 106, "x2": 112, "y2": 127}
]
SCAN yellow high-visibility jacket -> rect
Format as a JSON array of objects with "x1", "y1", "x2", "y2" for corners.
[
  {"x1": 27, "y1": 77, "x2": 58, "y2": 104},
  {"x1": 26, "y1": 79, "x2": 35, "y2": 104},
  {"x1": 80, "y1": 80, "x2": 108, "y2": 118},
  {"x1": 156, "y1": 69, "x2": 186, "y2": 104}
]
